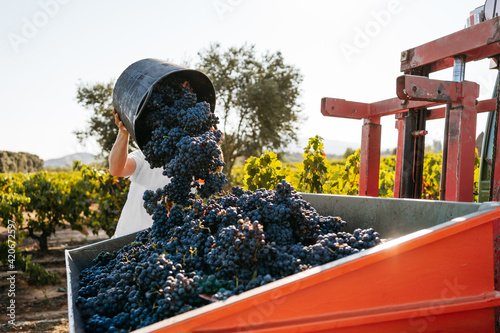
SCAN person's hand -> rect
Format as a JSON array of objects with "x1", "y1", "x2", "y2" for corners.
[{"x1": 113, "y1": 109, "x2": 128, "y2": 134}]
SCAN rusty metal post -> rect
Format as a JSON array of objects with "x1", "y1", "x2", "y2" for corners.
[
  {"x1": 394, "y1": 116, "x2": 405, "y2": 198},
  {"x1": 400, "y1": 110, "x2": 417, "y2": 198},
  {"x1": 413, "y1": 109, "x2": 427, "y2": 197},
  {"x1": 441, "y1": 55, "x2": 467, "y2": 200},
  {"x1": 399, "y1": 109, "x2": 427, "y2": 199},
  {"x1": 444, "y1": 81, "x2": 479, "y2": 202},
  {"x1": 359, "y1": 117, "x2": 381, "y2": 196}
]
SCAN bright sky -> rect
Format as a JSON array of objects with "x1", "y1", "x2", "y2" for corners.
[{"x1": 0, "y1": 0, "x2": 493, "y2": 160}]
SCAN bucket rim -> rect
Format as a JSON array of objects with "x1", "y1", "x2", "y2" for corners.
[{"x1": 113, "y1": 58, "x2": 217, "y2": 150}]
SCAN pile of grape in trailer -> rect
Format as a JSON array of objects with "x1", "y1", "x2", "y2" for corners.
[{"x1": 75, "y1": 82, "x2": 382, "y2": 332}]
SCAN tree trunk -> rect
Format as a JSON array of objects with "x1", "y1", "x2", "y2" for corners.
[
  {"x1": 39, "y1": 233, "x2": 49, "y2": 252},
  {"x1": 28, "y1": 227, "x2": 51, "y2": 252}
]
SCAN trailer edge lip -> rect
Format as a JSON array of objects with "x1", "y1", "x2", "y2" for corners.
[{"x1": 65, "y1": 249, "x2": 76, "y2": 333}]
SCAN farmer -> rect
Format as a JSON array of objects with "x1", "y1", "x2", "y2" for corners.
[{"x1": 108, "y1": 109, "x2": 170, "y2": 238}]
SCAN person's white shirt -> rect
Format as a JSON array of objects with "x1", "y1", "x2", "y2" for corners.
[{"x1": 113, "y1": 150, "x2": 170, "y2": 238}]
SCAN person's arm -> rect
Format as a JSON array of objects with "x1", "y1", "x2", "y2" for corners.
[{"x1": 109, "y1": 109, "x2": 136, "y2": 177}]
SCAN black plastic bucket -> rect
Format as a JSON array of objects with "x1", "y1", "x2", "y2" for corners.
[{"x1": 112, "y1": 58, "x2": 216, "y2": 150}]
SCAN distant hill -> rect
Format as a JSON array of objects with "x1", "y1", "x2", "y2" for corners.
[{"x1": 43, "y1": 153, "x2": 97, "y2": 169}]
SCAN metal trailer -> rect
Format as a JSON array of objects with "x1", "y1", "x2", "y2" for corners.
[{"x1": 66, "y1": 195, "x2": 500, "y2": 332}]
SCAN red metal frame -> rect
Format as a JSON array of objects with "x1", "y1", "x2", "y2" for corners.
[
  {"x1": 396, "y1": 75, "x2": 480, "y2": 201},
  {"x1": 321, "y1": 97, "x2": 437, "y2": 120},
  {"x1": 425, "y1": 98, "x2": 495, "y2": 120},
  {"x1": 321, "y1": 16, "x2": 500, "y2": 202},
  {"x1": 400, "y1": 16, "x2": 500, "y2": 73},
  {"x1": 396, "y1": 75, "x2": 478, "y2": 103},
  {"x1": 322, "y1": 92, "x2": 484, "y2": 201}
]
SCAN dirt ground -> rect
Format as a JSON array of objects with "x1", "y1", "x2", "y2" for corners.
[{"x1": 0, "y1": 227, "x2": 109, "y2": 333}]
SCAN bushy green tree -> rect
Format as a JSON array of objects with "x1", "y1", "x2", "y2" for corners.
[
  {"x1": 197, "y1": 43, "x2": 303, "y2": 182},
  {"x1": 0, "y1": 151, "x2": 43, "y2": 173},
  {"x1": 74, "y1": 81, "x2": 137, "y2": 165}
]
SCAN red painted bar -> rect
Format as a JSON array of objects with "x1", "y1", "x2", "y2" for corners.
[
  {"x1": 321, "y1": 97, "x2": 435, "y2": 119},
  {"x1": 320, "y1": 98, "x2": 369, "y2": 119},
  {"x1": 369, "y1": 98, "x2": 434, "y2": 117},
  {"x1": 427, "y1": 98, "x2": 496, "y2": 120},
  {"x1": 322, "y1": 96, "x2": 494, "y2": 121},
  {"x1": 401, "y1": 16, "x2": 500, "y2": 73},
  {"x1": 359, "y1": 118, "x2": 381, "y2": 197},
  {"x1": 396, "y1": 75, "x2": 460, "y2": 102}
]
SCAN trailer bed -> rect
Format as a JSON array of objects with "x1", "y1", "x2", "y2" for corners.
[{"x1": 66, "y1": 195, "x2": 500, "y2": 332}]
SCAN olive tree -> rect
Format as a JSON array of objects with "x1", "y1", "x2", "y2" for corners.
[{"x1": 197, "y1": 43, "x2": 303, "y2": 181}]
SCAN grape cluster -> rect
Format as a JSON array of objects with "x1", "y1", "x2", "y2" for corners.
[
  {"x1": 141, "y1": 81, "x2": 226, "y2": 207},
  {"x1": 76, "y1": 180, "x2": 382, "y2": 332}
]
